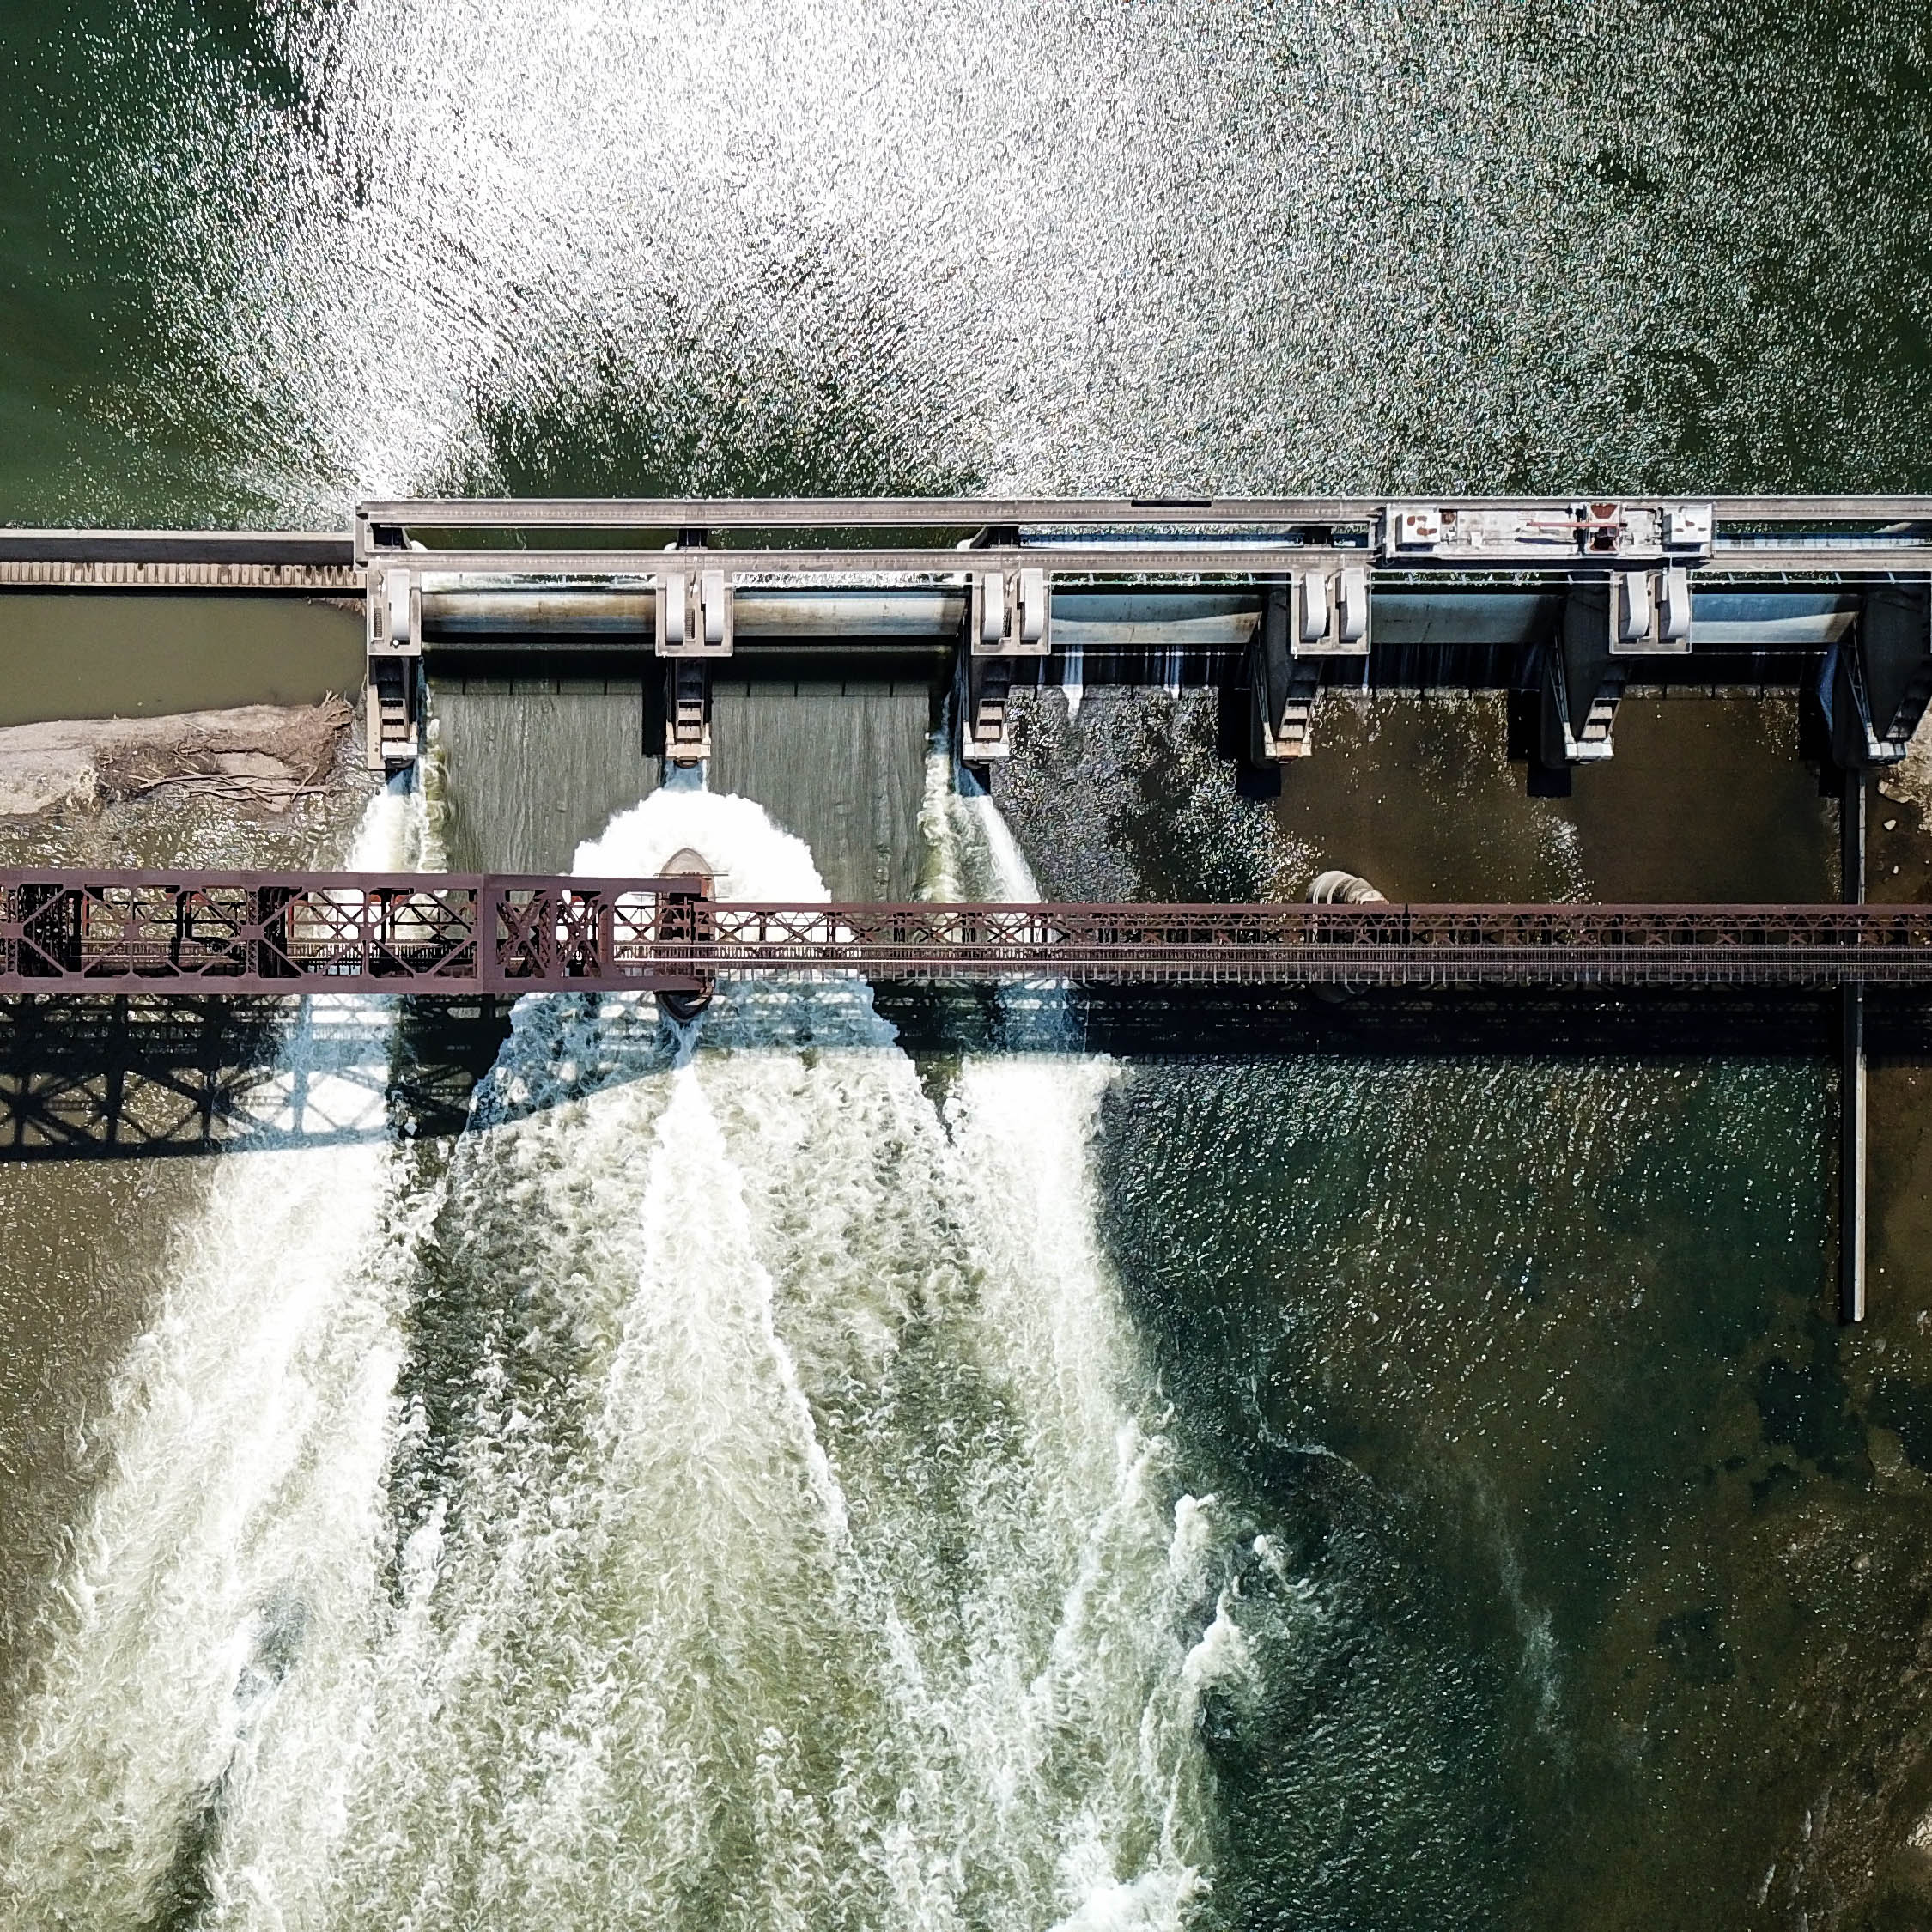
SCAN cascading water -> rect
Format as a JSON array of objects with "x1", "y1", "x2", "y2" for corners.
[
  {"x1": 0, "y1": 772, "x2": 1237, "y2": 1930},
  {"x1": 0, "y1": 787, "x2": 437, "y2": 1929},
  {"x1": 1060, "y1": 644, "x2": 1086, "y2": 725},
  {"x1": 307, "y1": 780, "x2": 1232, "y2": 1927}
]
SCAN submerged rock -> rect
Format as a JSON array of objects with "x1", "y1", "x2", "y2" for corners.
[{"x1": 0, "y1": 698, "x2": 353, "y2": 817}]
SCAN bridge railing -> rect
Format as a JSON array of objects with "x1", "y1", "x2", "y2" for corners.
[
  {"x1": 0, "y1": 873, "x2": 714, "y2": 995},
  {"x1": 1, "y1": 876, "x2": 1930, "y2": 993},
  {"x1": 685, "y1": 902, "x2": 1932, "y2": 987}
]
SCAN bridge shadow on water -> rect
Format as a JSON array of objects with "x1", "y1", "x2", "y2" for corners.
[
  {"x1": 873, "y1": 983, "x2": 1932, "y2": 1062},
  {"x1": 4, "y1": 984, "x2": 1932, "y2": 1160},
  {"x1": 0, "y1": 996, "x2": 509, "y2": 1159}
]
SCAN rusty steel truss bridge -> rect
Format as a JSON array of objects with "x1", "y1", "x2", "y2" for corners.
[
  {"x1": 0, "y1": 873, "x2": 1928, "y2": 998},
  {"x1": 0, "y1": 870, "x2": 1911, "y2": 1323}
]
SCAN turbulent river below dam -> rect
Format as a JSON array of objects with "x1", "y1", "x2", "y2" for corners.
[
  {"x1": 0, "y1": 762, "x2": 1232, "y2": 1931},
  {"x1": 1, "y1": 690, "x2": 1930, "y2": 1932},
  {"x1": 7, "y1": 0, "x2": 1932, "y2": 1924}
]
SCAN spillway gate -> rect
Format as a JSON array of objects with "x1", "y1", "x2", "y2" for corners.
[
  {"x1": 349, "y1": 495, "x2": 1932, "y2": 775},
  {"x1": 9, "y1": 495, "x2": 1932, "y2": 778}
]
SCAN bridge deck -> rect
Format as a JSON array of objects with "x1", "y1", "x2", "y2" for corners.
[{"x1": 0, "y1": 874, "x2": 1928, "y2": 994}]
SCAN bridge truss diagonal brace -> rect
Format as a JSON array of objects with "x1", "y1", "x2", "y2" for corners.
[
  {"x1": 364, "y1": 565, "x2": 423, "y2": 774},
  {"x1": 5, "y1": 879, "x2": 1932, "y2": 994}
]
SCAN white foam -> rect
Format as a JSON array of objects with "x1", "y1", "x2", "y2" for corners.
[
  {"x1": 3, "y1": 785, "x2": 1224, "y2": 1928},
  {"x1": 574, "y1": 787, "x2": 829, "y2": 902},
  {"x1": 1060, "y1": 643, "x2": 1086, "y2": 724},
  {"x1": 922, "y1": 759, "x2": 1044, "y2": 906}
]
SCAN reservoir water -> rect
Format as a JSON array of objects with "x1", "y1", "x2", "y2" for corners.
[{"x1": 4, "y1": 3, "x2": 1932, "y2": 1928}]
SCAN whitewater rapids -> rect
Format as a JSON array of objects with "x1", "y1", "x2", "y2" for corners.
[{"x1": 0, "y1": 781, "x2": 1239, "y2": 1931}]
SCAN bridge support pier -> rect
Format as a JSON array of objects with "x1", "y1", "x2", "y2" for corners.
[
  {"x1": 664, "y1": 661, "x2": 712, "y2": 765},
  {"x1": 1250, "y1": 584, "x2": 1320, "y2": 759},
  {"x1": 655, "y1": 557, "x2": 733, "y2": 767},
  {"x1": 1841, "y1": 766, "x2": 1868, "y2": 1324},
  {"x1": 1249, "y1": 562, "x2": 1370, "y2": 761},
  {"x1": 1539, "y1": 580, "x2": 1625, "y2": 765}
]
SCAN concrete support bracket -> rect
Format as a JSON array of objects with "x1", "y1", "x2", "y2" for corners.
[
  {"x1": 1539, "y1": 578, "x2": 1627, "y2": 763},
  {"x1": 1253, "y1": 584, "x2": 1323, "y2": 759},
  {"x1": 1608, "y1": 565, "x2": 1695, "y2": 655},
  {"x1": 962, "y1": 653, "x2": 1017, "y2": 762},
  {"x1": 969, "y1": 568, "x2": 1051, "y2": 658},
  {"x1": 1290, "y1": 559, "x2": 1371, "y2": 659},
  {"x1": 656, "y1": 566, "x2": 734, "y2": 659},
  {"x1": 959, "y1": 565, "x2": 1050, "y2": 760},
  {"x1": 664, "y1": 659, "x2": 712, "y2": 766},
  {"x1": 364, "y1": 565, "x2": 423, "y2": 773}
]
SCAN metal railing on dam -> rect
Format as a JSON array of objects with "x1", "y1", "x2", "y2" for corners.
[{"x1": 2, "y1": 873, "x2": 1931, "y2": 994}]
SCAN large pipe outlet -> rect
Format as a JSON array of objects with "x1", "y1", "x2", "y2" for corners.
[{"x1": 1308, "y1": 869, "x2": 1388, "y2": 904}]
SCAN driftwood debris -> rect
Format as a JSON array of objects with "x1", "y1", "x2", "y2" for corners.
[{"x1": 0, "y1": 698, "x2": 355, "y2": 817}]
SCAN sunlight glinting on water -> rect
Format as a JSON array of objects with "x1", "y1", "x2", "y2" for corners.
[{"x1": 130, "y1": 0, "x2": 1820, "y2": 516}]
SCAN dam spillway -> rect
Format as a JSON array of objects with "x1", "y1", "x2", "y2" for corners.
[
  {"x1": 8, "y1": 3, "x2": 1932, "y2": 1913},
  {"x1": 1, "y1": 495, "x2": 1929, "y2": 1925},
  {"x1": 7, "y1": 494, "x2": 1932, "y2": 781}
]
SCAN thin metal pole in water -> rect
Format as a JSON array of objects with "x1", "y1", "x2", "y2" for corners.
[{"x1": 1840, "y1": 766, "x2": 1867, "y2": 1324}]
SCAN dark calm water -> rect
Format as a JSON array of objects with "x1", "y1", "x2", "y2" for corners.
[
  {"x1": 3, "y1": 4, "x2": 1932, "y2": 1929},
  {"x1": 990, "y1": 690, "x2": 1931, "y2": 1930}
]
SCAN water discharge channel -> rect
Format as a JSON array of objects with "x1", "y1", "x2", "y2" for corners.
[
  {"x1": 2, "y1": 679, "x2": 1927, "y2": 1932},
  {"x1": 0, "y1": 737, "x2": 1242, "y2": 1930}
]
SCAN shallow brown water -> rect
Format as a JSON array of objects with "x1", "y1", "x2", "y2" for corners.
[
  {"x1": 1273, "y1": 694, "x2": 1835, "y2": 905},
  {"x1": 0, "y1": 596, "x2": 362, "y2": 727}
]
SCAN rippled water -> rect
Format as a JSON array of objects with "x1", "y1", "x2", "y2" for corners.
[{"x1": 7, "y1": 0, "x2": 1932, "y2": 519}]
